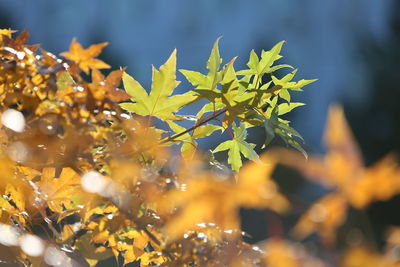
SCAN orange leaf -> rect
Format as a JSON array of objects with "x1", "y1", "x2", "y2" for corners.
[
  {"x1": 291, "y1": 193, "x2": 347, "y2": 245},
  {"x1": 61, "y1": 38, "x2": 110, "y2": 74},
  {"x1": 273, "y1": 105, "x2": 400, "y2": 242},
  {"x1": 262, "y1": 239, "x2": 300, "y2": 267},
  {"x1": 89, "y1": 69, "x2": 130, "y2": 101},
  {"x1": 274, "y1": 105, "x2": 400, "y2": 209}
]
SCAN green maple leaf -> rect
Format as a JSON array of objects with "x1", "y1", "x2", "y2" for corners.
[
  {"x1": 180, "y1": 37, "x2": 223, "y2": 91},
  {"x1": 180, "y1": 38, "x2": 246, "y2": 127},
  {"x1": 237, "y1": 41, "x2": 293, "y2": 77},
  {"x1": 120, "y1": 49, "x2": 196, "y2": 121},
  {"x1": 56, "y1": 71, "x2": 75, "y2": 91},
  {"x1": 277, "y1": 102, "x2": 305, "y2": 115},
  {"x1": 263, "y1": 106, "x2": 307, "y2": 158},
  {"x1": 272, "y1": 69, "x2": 317, "y2": 102},
  {"x1": 233, "y1": 42, "x2": 294, "y2": 112},
  {"x1": 213, "y1": 123, "x2": 259, "y2": 172}
]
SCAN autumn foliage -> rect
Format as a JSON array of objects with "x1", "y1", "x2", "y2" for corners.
[{"x1": 1, "y1": 29, "x2": 400, "y2": 267}]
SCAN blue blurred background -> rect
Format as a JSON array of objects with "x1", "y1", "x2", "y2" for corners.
[{"x1": 1, "y1": 0, "x2": 400, "y2": 251}]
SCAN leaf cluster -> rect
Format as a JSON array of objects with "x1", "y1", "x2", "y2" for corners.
[
  {"x1": 0, "y1": 29, "x2": 312, "y2": 267},
  {"x1": 3, "y1": 28, "x2": 398, "y2": 267},
  {"x1": 121, "y1": 38, "x2": 315, "y2": 170}
]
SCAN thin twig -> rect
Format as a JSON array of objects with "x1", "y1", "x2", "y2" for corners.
[{"x1": 160, "y1": 107, "x2": 228, "y2": 144}]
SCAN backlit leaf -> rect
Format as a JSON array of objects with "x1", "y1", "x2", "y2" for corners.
[
  {"x1": 61, "y1": 38, "x2": 110, "y2": 74},
  {"x1": 120, "y1": 50, "x2": 196, "y2": 120},
  {"x1": 0, "y1": 28, "x2": 17, "y2": 41},
  {"x1": 213, "y1": 123, "x2": 258, "y2": 171}
]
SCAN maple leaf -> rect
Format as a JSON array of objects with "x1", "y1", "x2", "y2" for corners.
[
  {"x1": 161, "y1": 178, "x2": 242, "y2": 240},
  {"x1": 213, "y1": 123, "x2": 259, "y2": 171},
  {"x1": 0, "y1": 28, "x2": 16, "y2": 41},
  {"x1": 283, "y1": 105, "x2": 400, "y2": 208},
  {"x1": 37, "y1": 167, "x2": 83, "y2": 213},
  {"x1": 163, "y1": 153, "x2": 287, "y2": 240},
  {"x1": 236, "y1": 154, "x2": 289, "y2": 212},
  {"x1": 0, "y1": 184, "x2": 27, "y2": 224},
  {"x1": 89, "y1": 68, "x2": 131, "y2": 102},
  {"x1": 123, "y1": 245, "x2": 145, "y2": 265},
  {"x1": 271, "y1": 69, "x2": 317, "y2": 103},
  {"x1": 272, "y1": 105, "x2": 400, "y2": 242},
  {"x1": 291, "y1": 193, "x2": 348, "y2": 245},
  {"x1": 61, "y1": 38, "x2": 110, "y2": 74},
  {"x1": 180, "y1": 37, "x2": 223, "y2": 92},
  {"x1": 120, "y1": 49, "x2": 196, "y2": 121},
  {"x1": 262, "y1": 106, "x2": 307, "y2": 158},
  {"x1": 180, "y1": 39, "x2": 249, "y2": 128},
  {"x1": 237, "y1": 41, "x2": 291, "y2": 77}
]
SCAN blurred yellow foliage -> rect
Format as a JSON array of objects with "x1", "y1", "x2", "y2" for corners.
[
  {"x1": 274, "y1": 105, "x2": 400, "y2": 244},
  {"x1": 162, "y1": 154, "x2": 288, "y2": 241},
  {"x1": 1, "y1": 28, "x2": 400, "y2": 267}
]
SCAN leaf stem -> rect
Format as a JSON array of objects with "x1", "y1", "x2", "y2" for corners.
[
  {"x1": 254, "y1": 74, "x2": 260, "y2": 89},
  {"x1": 214, "y1": 117, "x2": 234, "y2": 139},
  {"x1": 147, "y1": 114, "x2": 153, "y2": 126}
]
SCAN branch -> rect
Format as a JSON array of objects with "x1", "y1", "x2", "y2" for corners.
[{"x1": 160, "y1": 107, "x2": 228, "y2": 144}]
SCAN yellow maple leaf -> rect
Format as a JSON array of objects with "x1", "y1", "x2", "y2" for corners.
[
  {"x1": 317, "y1": 106, "x2": 400, "y2": 207},
  {"x1": 2, "y1": 184, "x2": 24, "y2": 212},
  {"x1": 346, "y1": 155, "x2": 400, "y2": 209},
  {"x1": 272, "y1": 105, "x2": 400, "y2": 242},
  {"x1": 277, "y1": 105, "x2": 400, "y2": 208},
  {"x1": 138, "y1": 251, "x2": 165, "y2": 266},
  {"x1": 163, "y1": 177, "x2": 237, "y2": 240},
  {"x1": 291, "y1": 193, "x2": 347, "y2": 245},
  {"x1": 61, "y1": 38, "x2": 110, "y2": 74},
  {"x1": 92, "y1": 230, "x2": 110, "y2": 244},
  {"x1": 236, "y1": 154, "x2": 290, "y2": 213},
  {"x1": 262, "y1": 239, "x2": 300, "y2": 267},
  {"x1": 0, "y1": 29, "x2": 16, "y2": 41},
  {"x1": 0, "y1": 183, "x2": 28, "y2": 225},
  {"x1": 37, "y1": 167, "x2": 82, "y2": 213},
  {"x1": 61, "y1": 224, "x2": 75, "y2": 242},
  {"x1": 163, "y1": 154, "x2": 288, "y2": 240},
  {"x1": 121, "y1": 230, "x2": 150, "y2": 249},
  {"x1": 123, "y1": 245, "x2": 144, "y2": 265}
]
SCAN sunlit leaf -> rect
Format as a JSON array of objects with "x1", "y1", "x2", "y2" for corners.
[
  {"x1": 0, "y1": 28, "x2": 17, "y2": 41},
  {"x1": 213, "y1": 123, "x2": 258, "y2": 171},
  {"x1": 121, "y1": 50, "x2": 196, "y2": 120},
  {"x1": 61, "y1": 38, "x2": 110, "y2": 74}
]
